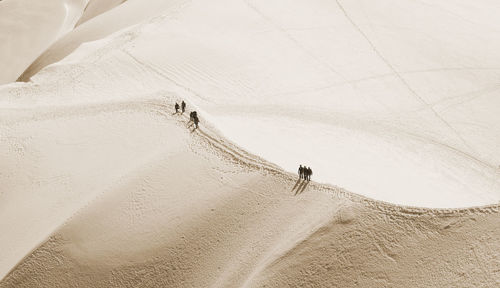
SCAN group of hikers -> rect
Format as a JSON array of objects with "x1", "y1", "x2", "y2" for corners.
[
  {"x1": 298, "y1": 165, "x2": 312, "y2": 181},
  {"x1": 189, "y1": 111, "x2": 200, "y2": 128},
  {"x1": 174, "y1": 101, "x2": 185, "y2": 114},
  {"x1": 175, "y1": 100, "x2": 314, "y2": 182},
  {"x1": 175, "y1": 100, "x2": 199, "y2": 128}
]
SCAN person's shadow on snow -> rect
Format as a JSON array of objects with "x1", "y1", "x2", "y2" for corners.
[
  {"x1": 297, "y1": 181, "x2": 309, "y2": 195},
  {"x1": 291, "y1": 179, "x2": 301, "y2": 191},
  {"x1": 292, "y1": 179, "x2": 309, "y2": 195}
]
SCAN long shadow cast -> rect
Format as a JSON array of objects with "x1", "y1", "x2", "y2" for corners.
[
  {"x1": 294, "y1": 180, "x2": 306, "y2": 195},
  {"x1": 296, "y1": 181, "x2": 309, "y2": 195},
  {"x1": 291, "y1": 179, "x2": 302, "y2": 193}
]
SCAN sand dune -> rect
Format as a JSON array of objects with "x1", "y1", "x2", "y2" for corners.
[{"x1": 1, "y1": 0, "x2": 500, "y2": 286}]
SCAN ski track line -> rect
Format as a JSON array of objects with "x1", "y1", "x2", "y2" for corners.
[
  {"x1": 122, "y1": 49, "x2": 212, "y2": 103},
  {"x1": 412, "y1": 0, "x2": 500, "y2": 33},
  {"x1": 242, "y1": 0, "x2": 399, "y2": 116},
  {"x1": 334, "y1": 0, "x2": 476, "y2": 154},
  {"x1": 209, "y1": 101, "x2": 499, "y2": 173},
  {"x1": 409, "y1": 84, "x2": 500, "y2": 115},
  {"x1": 243, "y1": 0, "x2": 346, "y2": 82}
]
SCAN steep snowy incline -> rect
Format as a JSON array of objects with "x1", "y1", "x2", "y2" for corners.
[{"x1": 27, "y1": 0, "x2": 500, "y2": 207}]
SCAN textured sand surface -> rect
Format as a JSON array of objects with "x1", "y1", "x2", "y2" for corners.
[{"x1": 1, "y1": 0, "x2": 500, "y2": 287}]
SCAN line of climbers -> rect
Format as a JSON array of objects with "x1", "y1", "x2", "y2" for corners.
[
  {"x1": 174, "y1": 100, "x2": 314, "y2": 182},
  {"x1": 175, "y1": 100, "x2": 199, "y2": 129},
  {"x1": 298, "y1": 165, "x2": 312, "y2": 181}
]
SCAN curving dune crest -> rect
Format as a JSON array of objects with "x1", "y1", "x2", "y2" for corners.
[{"x1": 1, "y1": 0, "x2": 500, "y2": 287}]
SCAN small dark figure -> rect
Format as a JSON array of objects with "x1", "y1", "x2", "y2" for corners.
[
  {"x1": 181, "y1": 101, "x2": 186, "y2": 113},
  {"x1": 190, "y1": 111, "x2": 197, "y2": 122},
  {"x1": 298, "y1": 165, "x2": 304, "y2": 179},
  {"x1": 175, "y1": 102, "x2": 180, "y2": 113},
  {"x1": 193, "y1": 115, "x2": 200, "y2": 128},
  {"x1": 306, "y1": 167, "x2": 312, "y2": 181}
]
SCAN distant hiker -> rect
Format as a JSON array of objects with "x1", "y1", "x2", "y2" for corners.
[
  {"x1": 190, "y1": 111, "x2": 197, "y2": 122},
  {"x1": 298, "y1": 165, "x2": 304, "y2": 179},
  {"x1": 175, "y1": 102, "x2": 180, "y2": 113},
  {"x1": 181, "y1": 101, "x2": 186, "y2": 113},
  {"x1": 193, "y1": 115, "x2": 200, "y2": 128},
  {"x1": 306, "y1": 167, "x2": 312, "y2": 181}
]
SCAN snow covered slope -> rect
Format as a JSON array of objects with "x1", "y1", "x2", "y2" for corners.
[
  {"x1": 127, "y1": 0, "x2": 500, "y2": 207},
  {"x1": 0, "y1": 0, "x2": 88, "y2": 84},
  {"x1": 20, "y1": 0, "x2": 500, "y2": 207},
  {"x1": 1, "y1": 0, "x2": 500, "y2": 286},
  {"x1": 1, "y1": 105, "x2": 499, "y2": 287}
]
